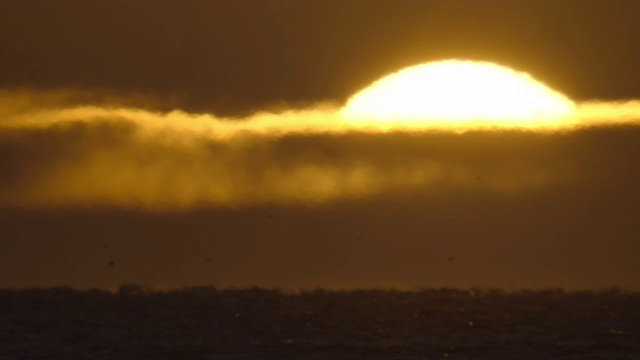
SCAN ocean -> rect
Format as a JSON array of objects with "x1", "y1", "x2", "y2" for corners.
[{"x1": 1, "y1": 287, "x2": 638, "y2": 359}]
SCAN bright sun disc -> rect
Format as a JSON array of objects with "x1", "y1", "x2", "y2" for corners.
[{"x1": 341, "y1": 60, "x2": 577, "y2": 130}]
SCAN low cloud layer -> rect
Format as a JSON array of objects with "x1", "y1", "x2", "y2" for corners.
[
  {"x1": 3, "y1": 90, "x2": 640, "y2": 290},
  {"x1": 1, "y1": 90, "x2": 640, "y2": 211}
]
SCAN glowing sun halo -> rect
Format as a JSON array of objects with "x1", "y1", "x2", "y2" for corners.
[{"x1": 341, "y1": 60, "x2": 577, "y2": 130}]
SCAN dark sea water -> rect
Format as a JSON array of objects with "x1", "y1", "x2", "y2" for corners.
[{"x1": 1, "y1": 287, "x2": 639, "y2": 359}]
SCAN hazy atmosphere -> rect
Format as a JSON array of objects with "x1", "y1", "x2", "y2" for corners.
[{"x1": 2, "y1": 0, "x2": 640, "y2": 290}]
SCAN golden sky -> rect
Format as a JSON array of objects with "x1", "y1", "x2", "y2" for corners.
[{"x1": 1, "y1": 0, "x2": 640, "y2": 290}]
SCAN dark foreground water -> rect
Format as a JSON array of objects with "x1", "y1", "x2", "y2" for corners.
[{"x1": 1, "y1": 287, "x2": 639, "y2": 359}]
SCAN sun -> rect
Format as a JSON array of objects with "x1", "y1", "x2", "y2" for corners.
[{"x1": 341, "y1": 60, "x2": 577, "y2": 130}]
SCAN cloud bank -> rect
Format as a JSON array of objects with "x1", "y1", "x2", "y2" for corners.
[{"x1": 1, "y1": 90, "x2": 640, "y2": 210}]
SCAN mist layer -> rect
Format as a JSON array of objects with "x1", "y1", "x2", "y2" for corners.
[{"x1": 1, "y1": 90, "x2": 640, "y2": 210}]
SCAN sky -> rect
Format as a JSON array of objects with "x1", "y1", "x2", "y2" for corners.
[{"x1": 1, "y1": 0, "x2": 640, "y2": 290}]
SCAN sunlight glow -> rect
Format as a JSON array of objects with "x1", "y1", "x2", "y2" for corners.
[
  {"x1": 341, "y1": 60, "x2": 577, "y2": 130},
  {"x1": 3, "y1": 77, "x2": 640, "y2": 209}
]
